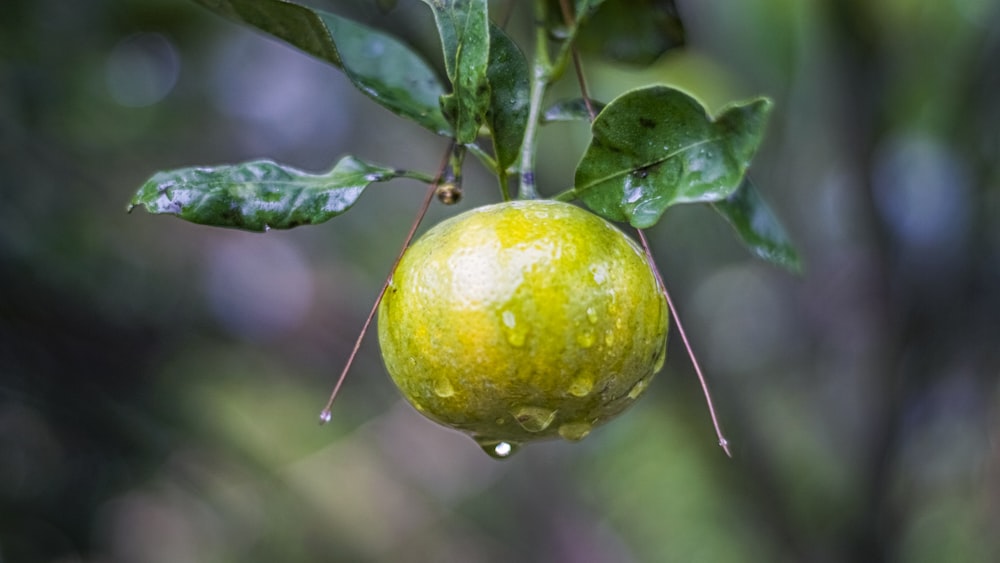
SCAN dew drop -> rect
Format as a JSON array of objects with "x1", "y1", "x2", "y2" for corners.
[
  {"x1": 318, "y1": 410, "x2": 332, "y2": 424},
  {"x1": 586, "y1": 306, "x2": 599, "y2": 324},
  {"x1": 474, "y1": 437, "x2": 521, "y2": 459},
  {"x1": 604, "y1": 331, "x2": 616, "y2": 346},
  {"x1": 558, "y1": 422, "x2": 592, "y2": 442},
  {"x1": 590, "y1": 264, "x2": 609, "y2": 284},
  {"x1": 652, "y1": 344, "x2": 667, "y2": 372},
  {"x1": 513, "y1": 406, "x2": 557, "y2": 432},
  {"x1": 568, "y1": 372, "x2": 595, "y2": 397},
  {"x1": 433, "y1": 377, "x2": 455, "y2": 398},
  {"x1": 576, "y1": 330, "x2": 595, "y2": 348},
  {"x1": 502, "y1": 309, "x2": 516, "y2": 328},
  {"x1": 501, "y1": 310, "x2": 529, "y2": 347},
  {"x1": 627, "y1": 376, "x2": 651, "y2": 400}
]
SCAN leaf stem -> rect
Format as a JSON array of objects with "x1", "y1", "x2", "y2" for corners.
[
  {"x1": 396, "y1": 170, "x2": 438, "y2": 183},
  {"x1": 464, "y1": 142, "x2": 510, "y2": 201},
  {"x1": 636, "y1": 228, "x2": 732, "y2": 458},
  {"x1": 319, "y1": 142, "x2": 455, "y2": 424},
  {"x1": 551, "y1": 186, "x2": 577, "y2": 202}
]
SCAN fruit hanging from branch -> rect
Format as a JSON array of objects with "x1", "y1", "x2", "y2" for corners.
[
  {"x1": 128, "y1": 0, "x2": 800, "y2": 459},
  {"x1": 378, "y1": 200, "x2": 669, "y2": 458}
]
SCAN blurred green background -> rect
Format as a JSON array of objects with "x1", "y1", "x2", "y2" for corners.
[{"x1": 2, "y1": 0, "x2": 999, "y2": 561}]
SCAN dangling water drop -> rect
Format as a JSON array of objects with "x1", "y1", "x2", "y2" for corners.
[
  {"x1": 318, "y1": 410, "x2": 332, "y2": 424},
  {"x1": 433, "y1": 377, "x2": 455, "y2": 398},
  {"x1": 513, "y1": 406, "x2": 557, "y2": 432},
  {"x1": 558, "y1": 422, "x2": 592, "y2": 442},
  {"x1": 474, "y1": 437, "x2": 521, "y2": 459},
  {"x1": 586, "y1": 306, "x2": 599, "y2": 324}
]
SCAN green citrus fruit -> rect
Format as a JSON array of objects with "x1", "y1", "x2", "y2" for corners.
[{"x1": 377, "y1": 199, "x2": 669, "y2": 458}]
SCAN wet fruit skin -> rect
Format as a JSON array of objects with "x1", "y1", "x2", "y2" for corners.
[{"x1": 377, "y1": 199, "x2": 669, "y2": 456}]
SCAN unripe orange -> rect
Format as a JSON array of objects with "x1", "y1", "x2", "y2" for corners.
[{"x1": 378, "y1": 200, "x2": 669, "y2": 458}]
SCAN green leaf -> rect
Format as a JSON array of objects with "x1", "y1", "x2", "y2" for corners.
[
  {"x1": 575, "y1": 0, "x2": 685, "y2": 66},
  {"x1": 194, "y1": 0, "x2": 451, "y2": 135},
  {"x1": 420, "y1": 0, "x2": 491, "y2": 143},
  {"x1": 712, "y1": 178, "x2": 802, "y2": 273},
  {"x1": 484, "y1": 24, "x2": 529, "y2": 171},
  {"x1": 574, "y1": 86, "x2": 772, "y2": 228},
  {"x1": 128, "y1": 156, "x2": 403, "y2": 232},
  {"x1": 541, "y1": 98, "x2": 607, "y2": 123}
]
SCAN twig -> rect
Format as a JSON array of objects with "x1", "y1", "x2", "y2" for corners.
[
  {"x1": 551, "y1": 0, "x2": 725, "y2": 454},
  {"x1": 557, "y1": 0, "x2": 596, "y2": 121},
  {"x1": 319, "y1": 142, "x2": 455, "y2": 424},
  {"x1": 636, "y1": 229, "x2": 732, "y2": 457}
]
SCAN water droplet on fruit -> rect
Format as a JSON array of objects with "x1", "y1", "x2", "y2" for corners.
[
  {"x1": 568, "y1": 372, "x2": 595, "y2": 397},
  {"x1": 502, "y1": 309, "x2": 516, "y2": 328},
  {"x1": 474, "y1": 437, "x2": 521, "y2": 459},
  {"x1": 558, "y1": 422, "x2": 592, "y2": 442},
  {"x1": 576, "y1": 330, "x2": 595, "y2": 348},
  {"x1": 501, "y1": 310, "x2": 528, "y2": 347},
  {"x1": 590, "y1": 264, "x2": 608, "y2": 284},
  {"x1": 604, "y1": 331, "x2": 615, "y2": 346},
  {"x1": 652, "y1": 344, "x2": 667, "y2": 372},
  {"x1": 586, "y1": 306, "x2": 599, "y2": 324},
  {"x1": 433, "y1": 377, "x2": 455, "y2": 397},
  {"x1": 628, "y1": 376, "x2": 651, "y2": 400},
  {"x1": 513, "y1": 406, "x2": 557, "y2": 432}
]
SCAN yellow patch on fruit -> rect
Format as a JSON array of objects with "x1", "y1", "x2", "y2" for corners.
[{"x1": 377, "y1": 200, "x2": 669, "y2": 458}]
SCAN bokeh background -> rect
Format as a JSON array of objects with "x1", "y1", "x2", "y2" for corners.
[{"x1": 3, "y1": 0, "x2": 999, "y2": 561}]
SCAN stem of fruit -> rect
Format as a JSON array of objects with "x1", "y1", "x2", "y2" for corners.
[
  {"x1": 517, "y1": 35, "x2": 546, "y2": 197},
  {"x1": 318, "y1": 142, "x2": 455, "y2": 425},
  {"x1": 637, "y1": 229, "x2": 733, "y2": 458},
  {"x1": 518, "y1": 0, "x2": 556, "y2": 200},
  {"x1": 519, "y1": 0, "x2": 593, "y2": 201}
]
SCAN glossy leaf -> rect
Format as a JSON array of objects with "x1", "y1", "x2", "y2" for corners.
[
  {"x1": 128, "y1": 157, "x2": 403, "y2": 232},
  {"x1": 484, "y1": 24, "x2": 530, "y2": 171},
  {"x1": 542, "y1": 98, "x2": 607, "y2": 123},
  {"x1": 194, "y1": 0, "x2": 451, "y2": 135},
  {"x1": 712, "y1": 178, "x2": 802, "y2": 273},
  {"x1": 574, "y1": 86, "x2": 772, "y2": 228},
  {"x1": 421, "y1": 0, "x2": 490, "y2": 143},
  {"x1": 575, "y1": 0, "x2": 684, "y2": 65}
]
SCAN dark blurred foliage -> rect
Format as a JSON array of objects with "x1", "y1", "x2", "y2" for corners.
[{"x1": 2, "y1": 0, "x2": 999, "y2": 561}]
